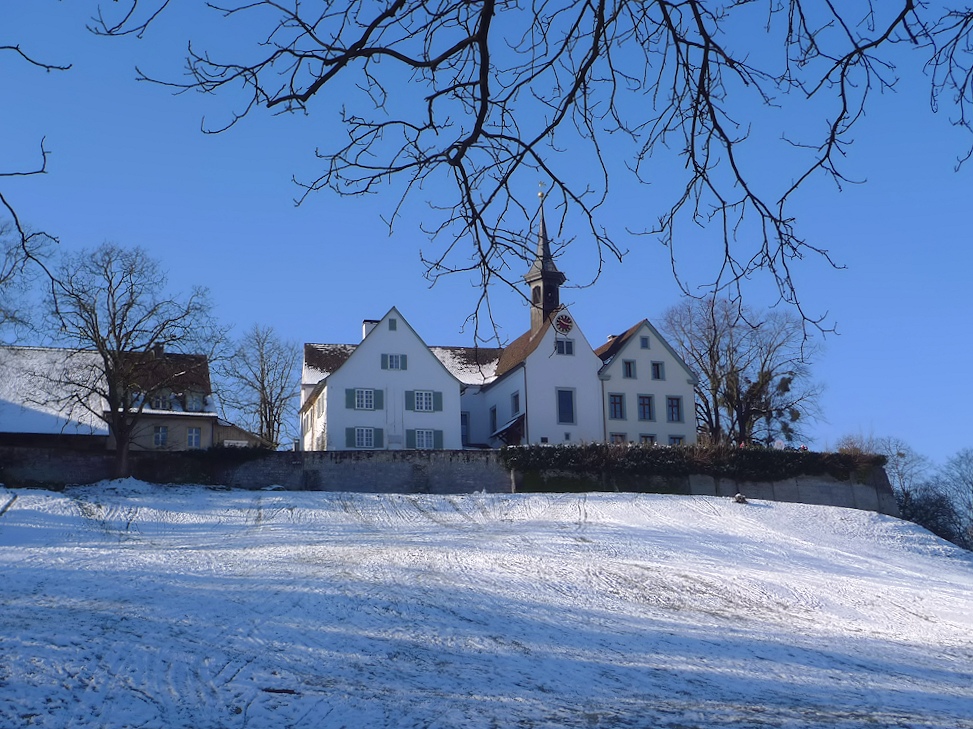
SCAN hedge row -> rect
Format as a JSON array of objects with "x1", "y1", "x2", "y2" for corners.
[{"x1": 499, "y1": 443, "x2": 887, "y2": 483}]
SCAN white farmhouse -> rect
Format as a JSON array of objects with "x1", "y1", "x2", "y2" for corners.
[
  {"x1": 594, "y1": 320, "x2": 697, "y2": 445},
  {"x1": 301, "y1": 308, "x2": 465, "y2": 451}
]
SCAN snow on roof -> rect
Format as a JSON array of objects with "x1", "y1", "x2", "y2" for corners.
[
  {"x1": 429, "y1": 346, "x2": 503, "y2": 386},
  {"x1": 0, "y1": 346, "x2": 108, "y2": 435},
  {"x1": 302, "y1": 343, "x2": 357, "y2": 386}
]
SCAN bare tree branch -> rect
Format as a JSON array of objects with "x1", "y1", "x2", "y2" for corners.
[{"x1": 91, "y1": 2, "x2": 973, "y2": 335}]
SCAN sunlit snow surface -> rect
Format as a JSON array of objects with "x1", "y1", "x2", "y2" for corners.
[{"x1": 1, "y1": 482, "x2": 971, "y2": 728}]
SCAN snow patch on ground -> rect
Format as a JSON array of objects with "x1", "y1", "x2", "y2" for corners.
[{"x1": 1, "y1": 483, "x2": 971, "y2": 728}]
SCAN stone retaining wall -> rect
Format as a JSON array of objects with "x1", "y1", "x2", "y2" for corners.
[{"x1": 0, "y1": 446, "x2": 899, "y2": 516}]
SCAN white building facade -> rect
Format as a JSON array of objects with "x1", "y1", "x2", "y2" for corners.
[
  {"x1": 301, "y1": 308, "x2": 464, "y2": 451},
  {"x1": 300, "y1": 198, "x2": 697, "y2": 451}
]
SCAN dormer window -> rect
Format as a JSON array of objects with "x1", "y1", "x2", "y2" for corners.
[
  {"x1": 150, "y1": 393, "x2": 170, "y2": 410},
  {"x1": 186, "y1": 392, "x2": 205, "y2": 412}
]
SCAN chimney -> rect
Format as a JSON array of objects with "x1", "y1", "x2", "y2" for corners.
[
  {"x1": 362, "y1": 320, "x2": 380, "y2": 340},
  {"x1": 606, "y1": 334, "x2": 617, "y2": 342}
]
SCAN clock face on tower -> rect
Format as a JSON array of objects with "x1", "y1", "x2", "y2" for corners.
[{"x1": 554, "y1": 313, "x2": 574, "y2": 334}]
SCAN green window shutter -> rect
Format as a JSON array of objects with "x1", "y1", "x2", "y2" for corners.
[
  {"x1": 374, "y1": 390, "x2": 384, "y2": 410},
  {"x1": 406, "y1": 429, "x2": 416, "y2": 449},
  {"x1": 400, "y1": 354, "x2": 408, "y2": 370},
  {"x1": 381, "y1": 354, "x2": 389, "y2": 370},
  {"x1": 373, "y1": 428, "x2": 384, "y2": 449},
  {"x1": 433, "y1": 391, "x2": 443, "y2": 412},
  {"x1": 434, "y1": 430, "x2": 444, "y2": 450},
  {"x1": 345, "y1": 389, "x2": 356, "y2": 409},
  {"x1": 345, "y1": 428, "x2": 356, "y2": 448},
  {"x1": 405, "y1": 390, "x2": 415, "y2": 411}
]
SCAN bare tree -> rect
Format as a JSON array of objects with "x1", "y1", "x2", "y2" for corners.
[
  {"x1": 662, "y1": 297, "x2": 820, "y2": 446},
  {"x1": 0, "y1": 222, "x2": 53, "y2": 338},
  {"x1": 216, "y1": 324, "x2": 299, "y2": 448},
  {"x1": 0, "y1": 45, "x2": 69, "y2": 311},
  {"x1": 933, "y1": 448, "x2": 973, "y2": 549},
  {"x1": 836, "y1": 434, "x2": 968, "y2": 547},
  {"x1": 89, "y1": 2, "x2": 973, "y2": 331},
  {"x1": 44, "y1": 243, "x2": 222, "y2": 476}
]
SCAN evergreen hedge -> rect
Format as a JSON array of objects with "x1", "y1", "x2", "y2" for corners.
[{"x1": 500, "y1": 443, "x2": 886, "y2": 483}]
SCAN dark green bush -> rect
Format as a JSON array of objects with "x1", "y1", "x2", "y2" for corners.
[{"x1": 500, "y1": 443, "x2": 886, "y2": 483}]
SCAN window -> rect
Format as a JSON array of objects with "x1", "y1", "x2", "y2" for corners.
[
  {"x1": 415, "y1": 429, "x2": 435, "y2": 449},
  {"x1": 623, "y1": 360, "x2": 636, "y2": 379},
  {"x1": 638, "y1": 395, "x2": 655, "y2": 421},
  {"x1": 555, "y1": 339, "x2": 574, "y2": 356},
  {"x1": 388, "y1": 318, "x2": 397, "y2": 331},
  {"x1": 150, "y1": 393, "x2": 170, "y2": 410},
  {"x1": 186, "y1": 392, "x2": 204, "y2": 412},
  {"x1": 651, "y1": 362, "x2": 665, "y2": 380},
  {"x1": 356, "y1": 388, "x2": 375, "y2": 410},
  {"x1": 414, "y1": 390, "x2": 434, "y2": 412},
  {"x1": 489, "y1": 406, "x2": 497, "y2": 434},
  {"x1": 666, "y1": 396, "x2": 683, "y2": 423},
  {"x1": 355, "y1": 427, "x2": 374, "y2": 449},
  {"x1": 610, "y1": 433, "x2": 627, "y2": 444},
  {"x1": 640, "y1": 336, "x2": 650, "y2": 349},
  {"x1": 556, "y1": 388, "x2": 576, "y2": 424},
  {"x1": 609, "y1": 393, "x2": 625, "y2": 420},
  {"x1": 640, "y1": 434, "x2": 657, "y2": 445},
  {"x1": 153, "y1": 425, "x2": 168, "y2": 448},
  {"x1": 669, "y1": 435, "x2": 685, "y2": 445},
  {"x1": 511, "y1": 391, "x2": 520, "y2": 416},
  {"x1": 461, "y1": 412, "x2": 470, "y2": 446},
  {"x1": 187, "y1": 427, "x2": 201, "y2": 449},
  {"x1": 382, "y1": 353, "x2": 408, "y2": 370}
]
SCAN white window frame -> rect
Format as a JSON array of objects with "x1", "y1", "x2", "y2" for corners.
[
  {"x1": 387, "y1": 354, "x2": 402, "y2": 370},
  {"x1": 355, "y1": 427, "x2": 375, "y2": 449},
  {"x1": 356, "y1": 388, "x2": 375, "y2": 410},
  {"x1": 414, "y1": 390, "x2": 434, "y2": 412},
  {"x1": 153, "y1": 425, "x2": 168, "y2": 448},
  {"x1": 415, "y1": 429, "x2": 435, "y2": 449},
  {"x1": 187, "y1": 426, "x2": 201, "y2": 449},
  {"x1": 555, "y1": 339, "x2": 575, "y2": 356}
]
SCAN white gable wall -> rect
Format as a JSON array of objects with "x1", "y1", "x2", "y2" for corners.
[
  {"x1": 523, "y1": 314, "x2": 605, "y2": 445},
  {"x1": 321, "y1": 309, "x2": 462, "y2": 451},
  {"x1": 599, "y1": 322, "x2": 697, "y2": 445}
]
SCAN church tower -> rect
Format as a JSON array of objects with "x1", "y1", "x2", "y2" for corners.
[{"x1": 524, "y1": 190, "x2": 566, "y2": 334}]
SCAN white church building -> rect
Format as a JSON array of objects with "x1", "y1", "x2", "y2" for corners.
[{"x1": 300, "y1": 199, "x2": 697, "y2": 451}]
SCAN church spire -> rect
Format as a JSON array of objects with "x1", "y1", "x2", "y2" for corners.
[{"x1": 525, "y1": 188, "x2": 566, "y2": 333}]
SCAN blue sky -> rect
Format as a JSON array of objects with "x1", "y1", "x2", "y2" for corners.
[{"x1": 2, "y1": 3, "x2": 970, "y2": 466}]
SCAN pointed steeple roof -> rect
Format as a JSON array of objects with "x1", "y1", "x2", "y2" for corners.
[{"x1": 524, "y1": 191, "x2": 566, "y2": 285}]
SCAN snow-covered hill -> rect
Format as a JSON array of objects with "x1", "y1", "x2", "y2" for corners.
[{"x1": 1, "y1": 481, "x2": 971, "y2": 729}]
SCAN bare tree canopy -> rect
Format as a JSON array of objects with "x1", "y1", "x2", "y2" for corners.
[
  {"x1": 661, "y1": 297, "x2": 820, "y2": 446},
  {"x1": 216, "y1": 324, "x2": 300, "y2": 449},
  {"x1": 45, "y1": 243, "x2": 222, "y2": 475},
  {"x1": 0, "y1": 44, "x2": 68, "y2": 297},
  {"x1": 89, "y1": 1, "x2": 973, "y2": 325}
]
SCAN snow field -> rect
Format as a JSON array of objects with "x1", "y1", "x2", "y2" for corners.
[{"x1": 0, "y1": 481, "x2": 971, "y2": 728}]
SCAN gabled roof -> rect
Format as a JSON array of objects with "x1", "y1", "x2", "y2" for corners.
[
  {"x1": 492, "y1": 309, "x2": 563, "y2": 380},
  {"x1": 594, "y1": 318, "x2": 698, "y2": 384},
  {"x1": 593, "y1": 320, "x2": 644, "y2": 363},
  {"x1": 119, "y1": 351, "x2": 211, "y2": 393},
  {"x1": 429, "y1": 346, "x2": 503, "y2": 386},
  {"x1": 303, "y1": 343, "x2": 357, "y2": 386}
]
